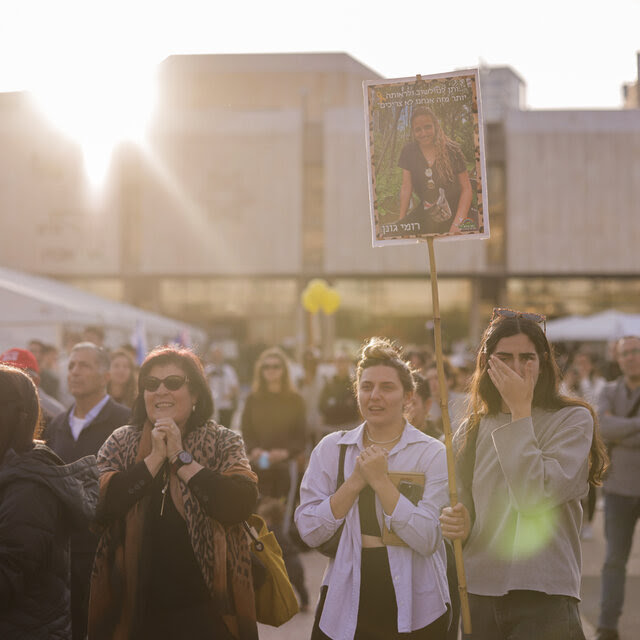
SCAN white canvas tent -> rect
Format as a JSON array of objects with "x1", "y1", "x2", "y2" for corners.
[
  {"x1": 546, "y1": 310, "x2": 640, "y2": 342},
  {"x1": 0, "y1": 267, "x2": 207, "y2": 353}
]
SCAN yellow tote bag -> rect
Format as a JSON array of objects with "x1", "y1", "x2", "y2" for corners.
[{"x1": 243, "y1": 514, "x2": 299, "y2": 627}]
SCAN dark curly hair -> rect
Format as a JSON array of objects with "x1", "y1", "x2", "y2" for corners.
[{"x1": 131, "y1": 346, "x2": 213, "y2": 433}]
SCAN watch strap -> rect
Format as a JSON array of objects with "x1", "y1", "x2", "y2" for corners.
[{"x1": 170, "y1": 450, "x2": 193, "y2": 473}]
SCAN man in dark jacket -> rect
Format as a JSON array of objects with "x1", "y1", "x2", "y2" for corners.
[
  {"x1": 0, "y1": 445, "x2": 98, "y2": 639},
  {"x1": 46, "y1": 342, "x2": 131, "y2": 640}
]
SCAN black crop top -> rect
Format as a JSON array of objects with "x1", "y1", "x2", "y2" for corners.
[{"x1": 358, "y1": 485, "x2": 381, "y2": 536}]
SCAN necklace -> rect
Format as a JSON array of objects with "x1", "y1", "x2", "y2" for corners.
[
  {"x1": 424, "y1": 165, "x2": 436, "y2": 190},
  {"x1": 364, "y1": 426, "x2": 402, "y2": 445}
]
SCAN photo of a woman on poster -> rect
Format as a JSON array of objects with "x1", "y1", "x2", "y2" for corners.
[
  {"x1": 398, "y1": 107, "x2": 472, "y2": 235},
  {"x1": 364, "y1": 70, "x2": 488, "y2": 245}
]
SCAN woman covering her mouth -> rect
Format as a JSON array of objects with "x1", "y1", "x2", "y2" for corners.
[
  {"x1": 89, "y1": 345, "x2": 259, "y2": 640},
  {"x1": 439, "y1": 310, "x2": 608, "y2": 640}
]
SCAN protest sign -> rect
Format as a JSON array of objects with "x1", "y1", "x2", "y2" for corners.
[
  {"x1": 362, "y1": 69, "x2": 490, "y2": 635},
  {"x1": 364, "y1": 69, "x2": 488, "y2": 247}
]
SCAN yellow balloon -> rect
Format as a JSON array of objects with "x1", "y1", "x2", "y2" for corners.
[
  {"x1": 321, "y1": 289, "x2": 341, "y2": 315},
  {"x1": 306, "y1": 279, "x2": 329, "y2": 302},
  {"x1": 302, "y1": 288, "x2": 320, "y2": 314}
]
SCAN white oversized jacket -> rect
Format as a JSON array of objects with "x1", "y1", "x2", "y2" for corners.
[{"x1": 294, "y1": 423, "x2": 450, "y2": 640}]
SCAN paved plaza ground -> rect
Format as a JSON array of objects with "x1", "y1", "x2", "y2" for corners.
[{"x1": 258, "y1": 501, "x2": 639, "y2": 639}]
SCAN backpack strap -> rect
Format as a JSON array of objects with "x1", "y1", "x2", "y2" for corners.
[{"x1": 455, "y1": 421, "x2": 479, "y2": 527}]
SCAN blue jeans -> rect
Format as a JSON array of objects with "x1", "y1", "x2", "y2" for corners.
[
  {"x1": 468, "y1": 591, "x2": 585, "y2": 640},
  {"x1": 599, "y1": 492, "x2": 640, "y2": 629}
]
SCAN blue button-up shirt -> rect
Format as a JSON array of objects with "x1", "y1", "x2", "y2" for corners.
[{"x1": 295, "y1": 423, "x2": 450, "y2": 640}]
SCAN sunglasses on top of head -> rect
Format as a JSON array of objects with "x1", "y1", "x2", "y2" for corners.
[
  {"x1": 491, "y1": 307, "x2": 547, "y2": 332},
  {"x1": 143, "y1": 375, "x2": 189, "y2": 392}
]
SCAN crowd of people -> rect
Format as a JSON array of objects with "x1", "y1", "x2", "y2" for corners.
[{"x1": 0, "y1": 314, "x2": 637, "y2": 640}]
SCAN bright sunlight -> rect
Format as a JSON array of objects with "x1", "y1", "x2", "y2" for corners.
[
  {"x1": 32, "y1": 60, "x2": 156, "y2": 188},
  {"x1": 12, "y1": 0, "x2": 159, "y2": 189}
]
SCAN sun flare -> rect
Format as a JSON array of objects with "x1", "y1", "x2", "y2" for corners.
[{"x1": 31, "y1": 60, "x2": 156, "y2": 187}]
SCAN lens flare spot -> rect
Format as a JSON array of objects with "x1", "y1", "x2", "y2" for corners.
[{"x1": 500, "y1": 509, "x2": 557, "y2": 560}]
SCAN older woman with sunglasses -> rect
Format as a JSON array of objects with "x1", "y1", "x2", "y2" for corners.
[
  {"x1": 440, "y1": 309, "x2": 608, "y2": 640},
  {"x1": 241, "y1": 346, "x2": 307, "y2": 499},
  {"x1": 88, "y1": 346, "x2": 259, "y2": 640}
]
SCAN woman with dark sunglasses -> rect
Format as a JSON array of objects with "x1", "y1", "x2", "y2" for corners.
[
  {"x1": 439, "y1": 310, "x2": 608, "y2": 640},
  {"x1": 88, "y1": 346, "x2": 259, "y2": 640},
  {"x1": 241, "y1": 346, "x2": 307, "y2": 500}
]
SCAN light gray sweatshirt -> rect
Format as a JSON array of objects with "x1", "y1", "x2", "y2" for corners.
[{"x1": 457, "y1": 406, "x2": 593, "y2": 599}]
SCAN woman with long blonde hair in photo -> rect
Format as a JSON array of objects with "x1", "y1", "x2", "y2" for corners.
[{"x1": 397, "y1": 106, "x2": 472, "y2": 236}]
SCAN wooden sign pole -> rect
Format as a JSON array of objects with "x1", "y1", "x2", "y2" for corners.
[{"x1": 426, "y1": 236, "x2": 472, "y2": 635}]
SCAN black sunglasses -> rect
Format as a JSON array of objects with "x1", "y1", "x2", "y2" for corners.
[
  {"x1": 143, "y1": 375, "x2": 189, "y2": 392},
  {"x1": 491, "y1": 307, "x2": 547, "y2": 332}
]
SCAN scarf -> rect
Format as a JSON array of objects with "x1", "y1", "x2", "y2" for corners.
[{"x1": 88, "y1": 420, "x2": 258, "y2": 640}]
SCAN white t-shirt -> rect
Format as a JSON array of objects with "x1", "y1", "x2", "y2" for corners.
[
  {"x1": 68, "y1": 394, "x2": 110, "y2": 440},
  {"x1": 70, "y1": 415, "x2": 89, "y2": 441}
]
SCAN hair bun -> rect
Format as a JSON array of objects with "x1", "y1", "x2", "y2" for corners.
[
  {"x1": 356, "y1": 337, "x2": 415, "y2": 394},
  {"x1": 360, "y1": 336, "x2": 402, "y2": 362}
]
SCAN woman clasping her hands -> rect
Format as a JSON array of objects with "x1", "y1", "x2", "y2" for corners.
[
  {"x1": 296, "y1": 337, "x2": 451, "y2": 640},
  {"x1": 89, "y1": 346, "x2": 259, "y2": 640}
]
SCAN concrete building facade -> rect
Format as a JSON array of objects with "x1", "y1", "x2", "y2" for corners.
[{"x1": 1, "y1": 53, "x2": 639, "y2": 350}]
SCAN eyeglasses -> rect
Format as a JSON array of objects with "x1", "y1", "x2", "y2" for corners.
[
  {"x1": 491, "y1": 307, "x2": 547, "y2": 332},
  {"x1": 143, "y1": 375, "x2": 189, "y2": 392},
  {"x1": 261, "y1": 363, "x2": 283, "y2": 371}
]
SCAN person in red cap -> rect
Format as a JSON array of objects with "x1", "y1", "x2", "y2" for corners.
[{"x1": 0, "y1": 348, "x2": 65, "y2": 427}]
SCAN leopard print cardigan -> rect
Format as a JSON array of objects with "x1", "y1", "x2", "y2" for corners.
[{"x1": 88, "y1": 420, "x2": 258, "y2": 640}]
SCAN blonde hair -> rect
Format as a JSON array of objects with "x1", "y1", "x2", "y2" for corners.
[
  {"x1": 251, "y1": 346, "x2": 295, "y2": 394},
  {"x1": 411, "y1": 107, "x2": 459, "y2": 184}
]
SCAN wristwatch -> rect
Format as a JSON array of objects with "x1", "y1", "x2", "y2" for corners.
[{"x1": 170, "y1": 450, "x2": 193, "y2": 473}]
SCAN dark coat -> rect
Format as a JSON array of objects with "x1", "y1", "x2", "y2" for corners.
[
  {"x1": 45, "y1": 397, "x2": 131, "y2": 465},
  {"x1": 318, "y1": 374, "x2": 360, "y2": 426},
  {"x1": 0, "y1": 445, "x2": 98, "y2": 639},
  {"x1": 45, "y1": 397, "x2": 130, "y2": 554}
]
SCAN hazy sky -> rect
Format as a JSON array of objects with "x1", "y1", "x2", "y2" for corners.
[
  {"x1": 2, "y1": 0, "x2": 638, "y2": 171},
  {"x1": 3, "y1": 0, "x2": 639, "y2": 104}
]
